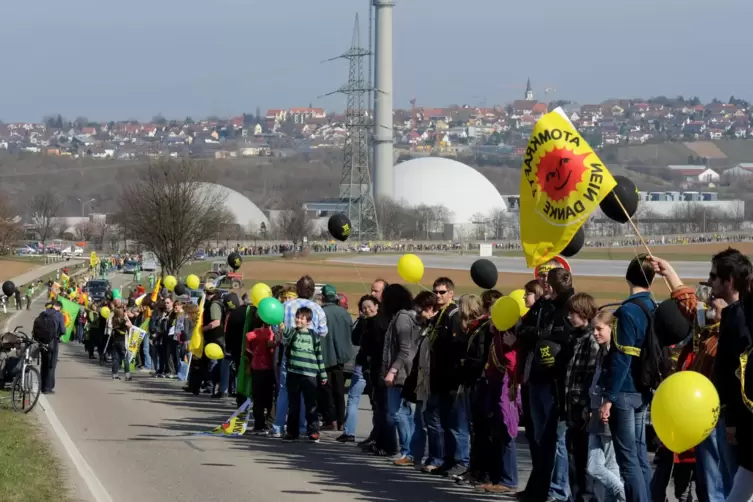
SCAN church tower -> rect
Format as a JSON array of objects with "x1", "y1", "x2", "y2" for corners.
[{"x1": 525, "y1": 77, "x2": 534, "y2": 101}]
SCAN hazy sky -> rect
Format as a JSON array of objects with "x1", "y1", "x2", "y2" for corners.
[{"x1": 1, "y1": 0, "x2": 751, "y2": 122}]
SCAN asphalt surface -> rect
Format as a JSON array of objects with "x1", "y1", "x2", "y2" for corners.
[
  {"x1": 18, "y1": 272, "x2": 528, "y2": 502},
  {"x1": 334, "y1": 254, "x2": 710, "y2": 279}
]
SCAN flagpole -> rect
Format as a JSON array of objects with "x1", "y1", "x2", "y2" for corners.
[{"x1": 612, "y1": 194, "x2": 672, "y2": 292}]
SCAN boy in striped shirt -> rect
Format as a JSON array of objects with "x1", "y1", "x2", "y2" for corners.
[{"x1": 283, "y1": 307, "x2": 328, "y2": 442}]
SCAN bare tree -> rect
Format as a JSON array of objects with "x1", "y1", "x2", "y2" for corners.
[
  {"x1": 0, "y1": 194, "x2": 21, "y2": 253},
  {"x1": 375, "y1": 197, "x2": 418, "y2": 240},
  {"x1": 92, "y1": 219, "x2": 112, "y2": 250},
  {"x1": 470, "y1": 212, "x2": 489, "y2": 240},
  {"x1": 276, "y1": 203, "x2": 312, "y2": 246},
  {"x1": 74, "y1": 220, "x2": 94, "y2": 242},
  {"x1": 117, "y1": 159, "x2": 235, "y2": 274},
  {"x1": 28, "y1": 190, "x2": 62, "y2": 245}
]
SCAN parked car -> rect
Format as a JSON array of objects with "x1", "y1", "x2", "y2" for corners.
[
  {"x1": 193, "y1": 251, "x2": 207, "y2": 260},
  {"x1": 141, "y1": 252, "x2": 158, "y2": 272},
  {"x1": 62, "y1": 246, "x2": 84, "y2": 257}
]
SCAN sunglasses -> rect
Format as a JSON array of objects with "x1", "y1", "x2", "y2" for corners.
[
  {"x1": 433, "y1": 290, "x2": 449, "y2": 295},
  {"x1": 708, "y1": 272, "x2": 718, "y2": 281}
]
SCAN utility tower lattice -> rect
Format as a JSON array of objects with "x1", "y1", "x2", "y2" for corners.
[{"x1": 321, "y1": 14, "x2": 379, "y2": 239}]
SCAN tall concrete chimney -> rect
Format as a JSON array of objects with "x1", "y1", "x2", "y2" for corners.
[{"x1": 373, "y1": 0, "x2": 394, "y2": 200}]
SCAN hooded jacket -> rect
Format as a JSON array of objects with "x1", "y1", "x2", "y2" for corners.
[
  {"x1": 381, "y1": 309, "x2": 422, "y2": 386},
  {"x1": 321, "y1": 302, "x2": 356, "y2": 368}
]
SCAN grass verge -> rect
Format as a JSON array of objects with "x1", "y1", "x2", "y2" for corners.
[{"x1": 0, "y1": 404, "x2": 70, "y2": 502}]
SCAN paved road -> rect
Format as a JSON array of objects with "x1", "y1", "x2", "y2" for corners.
[
  {"x1": 333, "y1": 254, "x2": 710, "y2": 279},
  {"x1": 21, "y1": 272, "x2": 528, "y2": 502}
]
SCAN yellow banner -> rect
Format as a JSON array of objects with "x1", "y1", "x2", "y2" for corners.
[
  {"x1": 520, "y1": 109, "x2": 616, "y2": 267},
  {"x1": 189, "y1": 294, "x2": 205, "y2": 358}
]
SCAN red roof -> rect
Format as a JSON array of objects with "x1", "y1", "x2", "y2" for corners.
[{"x1": 532, "y1": 103, "x2": 548, "y2": 114}]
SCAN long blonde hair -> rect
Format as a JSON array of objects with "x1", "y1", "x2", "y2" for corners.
[{"x1": 458, "y1": 294, "x2": 484, "y2": 332}]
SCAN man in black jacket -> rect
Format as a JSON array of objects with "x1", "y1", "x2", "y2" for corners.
[
  {"x1": 422, "y1": 277, "x2": 463, "y2": 477},
  {"x1": 519, "y1": 267, "x2": 575, "y2": 502},
  {"x1": 707, "y1": 249, "x2": 752, "y2": 494}
]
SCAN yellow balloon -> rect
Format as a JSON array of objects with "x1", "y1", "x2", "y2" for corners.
[
  {"x1": 249, "y1": 282, "x2": 272, "y2": 307},
  {"x1": 490, "y1": 296, "x2": 521, "y2": 331},
  {"x1": 100, "y1": 306, "x2": 111, "y2": 319},
  {"x1": 508, "y1": 289, "x2": 530, "y2": 316},
  {"x1": 186, "y1": 274, "x2": 201, "y2": 290},
  {"x1": 204, "y1": 343, "x2": 224, "y2": 361},
  {"x1": 164, "y1": 275, "x2": 177, "y2": 291},
  {"x1": 397, "y1": 254, "x2": 424, "y2": 283},
  {"x1": 651, "y1": 371, "x2": 720, "y2": 453}
]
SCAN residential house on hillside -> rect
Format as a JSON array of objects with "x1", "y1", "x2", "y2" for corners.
[
  {"x1": 667, "y1": 165, "x2": 720, "y2": 183},
  {"x1": 289, "y1": 108, "x2": 326, "y2": 124}
]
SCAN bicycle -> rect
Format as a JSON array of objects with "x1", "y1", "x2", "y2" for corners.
[{"x1": 0, "y1": 326, "x2": 45, "y2": 413}]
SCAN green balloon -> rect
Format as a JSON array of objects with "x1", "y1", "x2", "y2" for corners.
[
  {"x1": 112, "y1": 288, "x2": 122, "y2": 300},
  {"x1": 257, "y1": 297, "x2": 284, "y2": 326}
]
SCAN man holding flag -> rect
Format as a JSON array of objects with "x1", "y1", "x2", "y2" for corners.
[{"x1": 517, "y1": 108, "x2": 618, "y2": 502}]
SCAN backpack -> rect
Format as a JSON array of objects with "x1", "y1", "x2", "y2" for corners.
[
  {"x1": 622, "y1": 298, "x2": 671, "y2": 392},
  {"x1": 32, "y1": 310, "x2": 58, "y2": 344}
]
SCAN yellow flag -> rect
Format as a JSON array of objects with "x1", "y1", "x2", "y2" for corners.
[
  {"x1": 89, "y1": 251, "x2": 98, "y2": 267},
  {"x1": 150, "y1": 277, "x2": 162, "y2": 303},
  {"x1": 189, "y1": 294, "x2": 205, "y2": 358},
  {"x1": 520, "y1": 109, "x2": 617, "y2": 267}
]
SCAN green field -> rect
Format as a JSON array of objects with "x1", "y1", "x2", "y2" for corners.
[{"x1": 0, "y1": 405, "x2": 70, "y2": 501}]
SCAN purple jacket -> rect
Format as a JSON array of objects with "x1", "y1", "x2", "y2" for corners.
[{"x1": 486, "y1": 370, "x2": 522, "y2": 439}]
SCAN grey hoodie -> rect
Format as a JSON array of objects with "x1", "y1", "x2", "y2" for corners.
[{"x1": 381, "y1": 309, "x2": 422, "y2": 386}]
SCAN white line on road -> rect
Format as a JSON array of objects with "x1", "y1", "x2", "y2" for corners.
[{"x1": 38, "y1": 395, "x2": 114, "y2": 502}]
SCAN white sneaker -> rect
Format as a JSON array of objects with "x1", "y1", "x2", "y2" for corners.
[{"x1": 269, "y1": 431, "x2": 282, "y2": 438}]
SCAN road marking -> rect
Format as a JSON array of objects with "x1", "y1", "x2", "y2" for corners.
[
  {"x1": 5, "y1": 271, "x2": 131, "y2": 502},
  {"x1": 39, "y1": 395, "x2": 114, "y2": 502}
]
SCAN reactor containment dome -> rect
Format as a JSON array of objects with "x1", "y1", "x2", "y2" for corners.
[
  {"x1": 391, "y1": 157, "x2": 507, "y2": 224},
  {"x1": 196, "y1": 183, "x2": 270, "y2": 230}
]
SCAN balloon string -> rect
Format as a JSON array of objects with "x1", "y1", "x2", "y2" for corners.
[{"x1": 351, "y1": 263, "x2": 368, "y2": 293}]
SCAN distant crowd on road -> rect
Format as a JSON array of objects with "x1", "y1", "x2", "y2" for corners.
[{"x1": 190, "y1": 233, "x2": 753, "y2": 259}]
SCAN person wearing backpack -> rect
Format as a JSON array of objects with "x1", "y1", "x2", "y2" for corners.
[
  {"x1": 598, "y1": 255, "x2": 659, "y2": 502},
  {"x1": 35, "y1": 300, "x2": 66, "y2": 394}
]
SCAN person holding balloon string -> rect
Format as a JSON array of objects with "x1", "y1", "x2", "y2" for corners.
[{"x1": 648, "y1": 252, "x2": 752, "y2": 502}]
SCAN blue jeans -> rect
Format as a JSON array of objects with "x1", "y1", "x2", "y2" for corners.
[
  {"x1": 272, "y1": 359, "x2": 306, "y2": 435},
  {"x1": 386, "y1": 387, "x2": 415, "y2": 457},
  {"x1": 609, "y1": 392, "x2": 651, "y2": 502},
  {"x1": 425, "y1": 391, "x2": 470, "y2": 467},
  {"x1": 212, "y1": 356, "x2": 231, "y2": 393},
  {"x1": 551, "y1": 420, "x2": 571, "y2": 501},
  {"x1": 343, "y1": 365, "x2": 368, "y2": 437},
  {"x1": 409, "y1": 400, "x2": 427, "y2": 464},
  {"x1": 141, "y1": 333, "x2": 152, "y2": 370},
  {"x1": 696, "y1": 412, "x2": 738, "y2": 501},
  {"x1": 453, "y1": 387, "x2": 472, "y2": 466}
]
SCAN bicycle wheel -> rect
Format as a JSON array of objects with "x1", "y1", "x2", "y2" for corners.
[{"x1": 11, "y1": 365, "x2": 41, "y2": 413}]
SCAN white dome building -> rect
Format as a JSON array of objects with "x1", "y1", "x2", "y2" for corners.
[
  {"x1": 197, "y1": 183, "x2": 269, "y2": 231},
  {"x1": 391, "y1": 158, "x2": 507, "y2": 236}
]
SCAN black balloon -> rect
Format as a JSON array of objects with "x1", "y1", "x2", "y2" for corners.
[
  {"x1": 223, "y1": 292, "x2": 241, "y2": 311},
  {"x1": 470, "y1": 259, "x2": 498, "y2": 290},
  {"x1": 227, "y1": 252, "x2": 242, "y2": 271},
  {"x1": 328, "y1": 213, "x2": 352, "y2": 242},
  {"x1": 2, "y1": 280, "x2": 15, "y2": 296},
  {"x1": 174, "y1": 284, "x2": 187, "y2": 296},
  {"x1": 600, "y1": 175, "x2": 639, "y2": 224},
  {"x1": 655, "y1": 299, "x2": 692, "y2": 347},
  {"x1": 561, "y1": 227, "x2": 585, "y2": 258}
]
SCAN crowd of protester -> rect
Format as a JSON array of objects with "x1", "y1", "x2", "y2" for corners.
[{"x1": 61, "y1": 246, "x2": 753, "y2": 502}]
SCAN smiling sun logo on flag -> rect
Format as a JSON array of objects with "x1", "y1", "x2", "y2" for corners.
[
  {"x1": 535, "y1": 147, "x2": 590, "y2": 203},
  {"x1": 62, "y1": 311, "x2": 73, "y2": 330}
]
